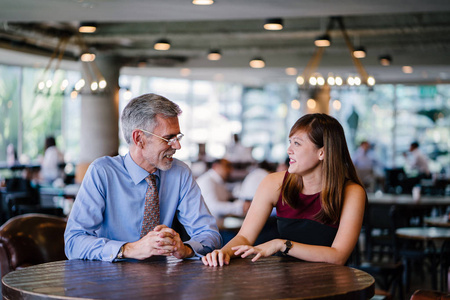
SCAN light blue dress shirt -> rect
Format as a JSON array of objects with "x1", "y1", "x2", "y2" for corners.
[{"x1": 64, "y1": 153, "x2": 222, "y2": 261}]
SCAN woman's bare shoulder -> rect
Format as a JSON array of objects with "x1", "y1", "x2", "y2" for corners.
[
  {"x1": 254, "y1": 171, "x2": 287, "y2": 202},
  {"x1": 344, "y1": 181, "x2": 366, "y2": 200},
  {"x1": 263, "y1": 171, "x2": 286, "y2": 187}
]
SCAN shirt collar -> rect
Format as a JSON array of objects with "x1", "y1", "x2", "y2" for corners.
[{"x1": 124, "y1": 152, "x2": 160, "y2": 185}]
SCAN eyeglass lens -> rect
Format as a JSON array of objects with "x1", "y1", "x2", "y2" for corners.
[{"x1": 168, "y1": 133, "x2": 183, "y2": 145}]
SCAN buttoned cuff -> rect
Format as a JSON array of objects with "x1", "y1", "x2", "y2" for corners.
[
  {"x1": 102, "y1": 240, "x2": 126, "y2": 262},
  {"x1": 183, "y1": 240, "x2": 204, "y2": 258}
]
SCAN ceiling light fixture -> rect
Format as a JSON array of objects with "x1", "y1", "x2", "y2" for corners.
[
  {"x1": 314, "y1": 34, "x2": 331, "y2": 47},
  {"x1": 137, "y1": 59, "x2": 147, "y2": 68},
  {"x1": 402, "y1": 66, "x2": 414, "y2": 74},
  {"x1": 154, "y1": 38, "x2": 171, "y2": 51},
  {"x1": 192, "y1": 0, "x2": 214, "y2": 5},
  {"x1": 79, "y1": 22, "x2": 97, "y2": 33},
  {"x1": 379, "y1": 55, "x2": 392, "y2": 66},
  {"x1": 353, "y1": 47, "x2": 366, "y2": 58},
  {"x1": 264, "y1": 18, "x2": 283, "y2": 30},
  {"x1": 80, "y1": 52, "x2": 96, "y2": 62},
  {"x1": 249, "y1": 57, "x2": 265, "y2": 68},
  {"x1": 299, "y1": 17, "x2": 374, "y2": 88},
  {"x1": 207, "y1": 49, "x2": 222, "y2": 61},
  {"x1": 285, "y1": 67, "x2": 297, "y2": 76},
  {"x1": 75, "y1": 34, "x2": 108, "y2": 94}
]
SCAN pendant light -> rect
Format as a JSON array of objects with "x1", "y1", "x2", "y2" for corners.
[
  {"x1": 264, "y1": 18, "x2": 283, "y2": 30},
  {"x1": 154, "y1": 38, "x2": 171, "y2": 51},
  {"x1": 249, "y1": 57, "x2": 265, "y2": 68},
  {"x1": 207, "y1": 49, "x2": 222, "y2": 61}
]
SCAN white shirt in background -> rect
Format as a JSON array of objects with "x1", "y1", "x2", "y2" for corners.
[
  {"x1": 196, "y1": 169, "x2": 244, "y2": 218},
  {"x1": 41, "y1": 146, "x2": 64, "y2": 183}
]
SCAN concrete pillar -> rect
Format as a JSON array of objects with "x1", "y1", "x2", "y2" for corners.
[{"x1": 75, "y1": 55, "x2": 121, "y2": 183}]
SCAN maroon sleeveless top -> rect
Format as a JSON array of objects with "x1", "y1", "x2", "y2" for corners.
[{"x1": 275, "y1": 172, "x2": 338, "y2": 247}]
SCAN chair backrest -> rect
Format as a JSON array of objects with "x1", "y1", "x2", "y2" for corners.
[{"x1": 0, "y1": 213, "x2": 67, "y2": 277}]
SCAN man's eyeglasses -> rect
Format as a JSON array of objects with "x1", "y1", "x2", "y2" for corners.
[{"x1": 137, "y1": 129, "x2": 184, "y2": 146}]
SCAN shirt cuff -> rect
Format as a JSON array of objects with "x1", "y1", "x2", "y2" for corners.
[
  {"x1": 183, "y1": 240, "x2": 204, "y2": 257},
  {"x1": 102, "y1": 240, "x2": 126, "y2": 262}
]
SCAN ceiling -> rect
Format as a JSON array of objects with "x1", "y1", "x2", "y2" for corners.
[{"x1": 1, "y1": 0, "x2": 450, "y2": 86}]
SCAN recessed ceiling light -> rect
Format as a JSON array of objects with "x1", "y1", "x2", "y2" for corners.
[{"x1": 192, "y1": 0, "x2": 214, "y2": 5}]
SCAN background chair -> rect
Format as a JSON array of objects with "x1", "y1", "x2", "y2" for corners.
[
  {"x1": 391, "y1": 205, "x2": 435, "y2": 292},
  {"x1": 348, "y1": 240, "x2": 404, "y2": 300},
  {"x1": 5, "y1": 193, "x2": 64, "y2": 219},
  {"x1": 0, "y1": 213, "x2": 67, "y2": 278},
  {"x1": 365, "y1": 204, "x2": 397, "y2": 261}
]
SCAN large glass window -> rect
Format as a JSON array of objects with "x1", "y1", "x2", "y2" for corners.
[
  {"x1": 0, "y1": 64, "x2": 21, "y2": 168},
  {"x1": 0, "y1": 64, "x2": 81, "y2": 169},
  {"x1": 2, "y1": 61, "x2": 449, "y2": 188},
  {"x1": 118, "y1": 75, "x2": 245, "y2": 163}
]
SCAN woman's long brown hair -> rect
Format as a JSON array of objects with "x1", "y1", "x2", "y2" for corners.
[{"x1": 280, "y1": 113, "x2": 364, "y2": 225}]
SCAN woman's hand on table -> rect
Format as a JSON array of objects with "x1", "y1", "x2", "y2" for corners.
[
  {"x1": 232, "y1": 239, "x2": 283, "y2": 262},
  {"x1": 202, "y1": 250, "x2": 231, "y2": 267}
]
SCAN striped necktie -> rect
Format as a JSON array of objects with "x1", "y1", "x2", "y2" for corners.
[{"x1": 140, "y1": 174, "x2": 160, "y2": 238}]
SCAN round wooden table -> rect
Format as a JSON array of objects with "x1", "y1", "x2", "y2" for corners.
[{"x1": 2, "y1": 256, "x2": 375, "y2": 299}]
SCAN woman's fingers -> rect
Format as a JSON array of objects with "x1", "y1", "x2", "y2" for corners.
[{"x1": 251, "y1": 253, "x2": 262, "y2": 262}]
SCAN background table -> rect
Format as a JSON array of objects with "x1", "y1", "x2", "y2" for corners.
[
  {"x1": 368, "y1": 193, "x2": 450, "y2": 207},
  {"x1": 425, "y1": 216, "x2": 450, "y2": 228},
  {"x1": 396, "y1": 227, "x2": 450, "y2": 291},
  {"x1": 2, "y1": 256, "x2": 375, "y2": 299}
]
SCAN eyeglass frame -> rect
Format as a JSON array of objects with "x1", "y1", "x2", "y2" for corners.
[{"x1": 136, "y1": 128, "x2": 184, "y2": 146}]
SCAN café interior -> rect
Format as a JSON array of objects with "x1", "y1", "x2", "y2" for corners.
[{"x1": 0, "y1": 0, "x2": 450, "y2": 299}]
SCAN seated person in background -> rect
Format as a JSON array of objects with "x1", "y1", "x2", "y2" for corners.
[
  {"x1": 40, "y1": 136, "x2": 65, "y2": 185},
  {"x1": 202, "y1": 113, "x2": 366, "y2": 267},
  {"x1": 238, "y1": 160, "x2": 274, "y2": 203},
  {"x1": 196, "y1": 158, "x2": 246, "y2": 218},
  {"x1": 64, "y1": 93, "x2": 221, "y2": 262},
  {"x1": 403, "y1": 141, "x2": 431, "y2": 179},
  {"x1": 225, "y1": 134, "x2": 254, "y2": 165}
]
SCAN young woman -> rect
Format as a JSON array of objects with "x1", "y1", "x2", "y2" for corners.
[{"x1": 202, "y1": 113, "x2": 366, "y2": 267}]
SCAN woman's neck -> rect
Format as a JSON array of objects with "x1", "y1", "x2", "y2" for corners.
[{"x1": 300, "y1": 170, "x2": 322, "y2": 195}]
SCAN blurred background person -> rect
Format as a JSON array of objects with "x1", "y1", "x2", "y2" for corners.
[
  {"x1": 403, "y1": 141, "x2": 431, "y2": 179},
  {"x1": 6, "y1": 143, "x2": 19, "y2": 167},
  {"x1": 196, "y1": 158, "x2": 246, "y2": 219},
  {"x1": 40, "y1": 136, "x2": 65, "y2": 186},
  {"x1": 225, "y1": 134, "x2": 254, "y2": 165},
  {"x1": 401, "y1": 141, "x2": 431, "y2": 193},
  {"x1": 352, "y1": 140, "x2": 380, "y2": 193}
]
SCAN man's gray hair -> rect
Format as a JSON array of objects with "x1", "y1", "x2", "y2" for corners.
[{"x1": 121, "y1": 93, "x2": 182, "y2": 144}]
